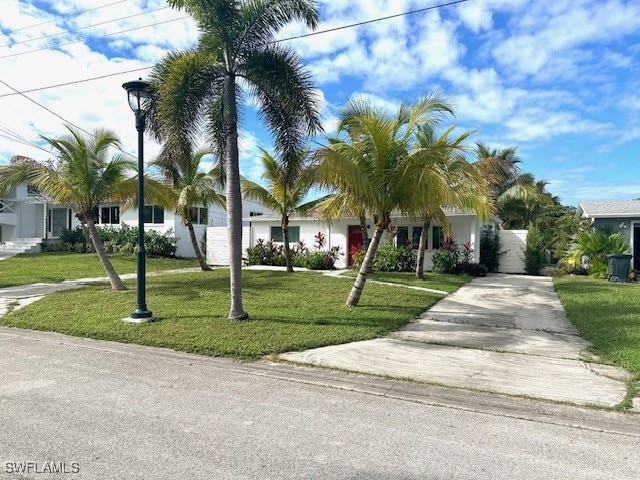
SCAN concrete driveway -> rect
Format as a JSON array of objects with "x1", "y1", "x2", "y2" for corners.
[{"x1": 281, "y1": 274, "x2": 636, "y2": 409}]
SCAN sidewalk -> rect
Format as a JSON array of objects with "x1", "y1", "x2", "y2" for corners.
[{"x1": 281, "y1": 274, "x2": 637, "y2": 409}]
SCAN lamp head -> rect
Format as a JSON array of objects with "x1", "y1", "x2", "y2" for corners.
[{"x1": 122, "y1": 78, "x2": 150, "y2": 116}]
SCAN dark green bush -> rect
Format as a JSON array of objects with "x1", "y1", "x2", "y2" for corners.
[
  {"x1": 479, "y1": 225, "x2": 502, "y2": 273},
  {"x1": 432, "y1": 233, "x2": 460, "y2": 273},
  {"x1": 43, "y1": 224, "x2": 177, "y2": 257},
  {"x1": 524, "y1": 224, "x2": 545, "y2": 275},
  {"x1": 353, "y1": 242, "x2": 416, "y2": 272}
]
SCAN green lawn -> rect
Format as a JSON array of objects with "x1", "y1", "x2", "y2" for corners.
[
  {"x1": 341, "y1": 270, "x2": 471, "y2": 293},
  {"x1": 0, "y1": 269, "x2": 450, "y2": 360},
  {"x1": 554, "y1": 276, "x2": 640, "y2": 378},
  {"x1": 0, "y1": 252, "x2": 199, "y2": 287}
]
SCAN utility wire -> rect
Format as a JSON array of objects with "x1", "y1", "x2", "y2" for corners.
[
  {"x1": 0, "y1": 67, "x2": 152, "y2": 98},
  {"x1": 10, "y1": 0, "x2": 127, "y2": 33},
  {"x1": 0, "y1": 0, "x2": 469, "y2": 96},
  {"x1": 1, "y1": 6, "x2": 172, "y2": 48},
  {"x1": 0, "y1": 78, "x2": 136, "y2": 159},
  {"x1": 0, "y1": 16, "x2": 190, "y2": 60}
]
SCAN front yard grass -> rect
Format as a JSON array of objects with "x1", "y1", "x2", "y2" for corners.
[
  {"x1": 554, "y1": 276, "x2": 640, "y2": 378},
  {"x1": 341, "y1": 270, "x2": 471, "y2": 293},
  {"x1": 0, "y1": 269, "x2": 451, "y2": 360},
  {"x1": 0, "y1": 252, "x2": 199, "y2": 287}
]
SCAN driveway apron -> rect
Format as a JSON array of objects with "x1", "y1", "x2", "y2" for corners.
[{"x1": 281, "y1": 274, "x2": 633, "y2": 408}]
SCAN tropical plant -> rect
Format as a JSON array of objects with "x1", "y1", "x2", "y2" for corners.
[
  {"x1": 559, "y1": 226, "x2": 630, "y2": 277},
  {"x1": 479, "y1": 225, "x2": 502, "y2": 272},
  {"x1": 0, "y1": 126, "x2": 139, "y2": 291},
  {"x1": 524, "y1": 223, "x2": 545, "y2": 275},
  {"x1": 151, "y1": 149, "x2": 225, "y2": 270},
  {"x1": 406, "y1": 125, "x2": 492, "y2": 279},
  {"x1": 315, "y1": 94, "x2": 461, "y2": 306},
  {"x1": 241, "y1": 149, "x2": 321, "y2": 273},
  {"x1": 146, "y1": 0, "x2": 322, "y2": 320}
]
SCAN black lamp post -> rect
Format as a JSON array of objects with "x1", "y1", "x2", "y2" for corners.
[{"x1": 122, "y1": 79, "x2": 153, "y2": 321}]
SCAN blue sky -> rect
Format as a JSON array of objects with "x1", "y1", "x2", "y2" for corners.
[{"x1": 1, "y1": 0, "x2": 639, "y2": 207}]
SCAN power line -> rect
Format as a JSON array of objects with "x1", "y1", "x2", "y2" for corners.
[
  {"x1": 271, "y1": 0, "x2": 472, "y2": 44},
  {"x1": 10, "y1": 0, "x2": 128, "y2": 33},
  {"x1": 0, "y1": 16, "x2": 190, "y2": 60},
  {"x1": 0, "y1": 67, "x2": 152, "y2": 98},
  {"x1": 0, "y1": 0, "x2": 469, "y2": 97},
  {"x1": 0, "y1": 78, "x2": 136, "y2": 159},
  {"x1": 1, "y1": 6, "x2": 172, "y2": 49}
]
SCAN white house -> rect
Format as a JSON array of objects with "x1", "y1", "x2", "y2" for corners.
[
  {"x1": 208, "y1": 209, "x2": 503, "y2": 270},
  {"x1": 0, "y1": 181, "x2": 272, "y2": 257}
]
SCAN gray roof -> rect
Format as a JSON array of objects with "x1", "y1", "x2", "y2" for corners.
[{"x1": 578, "y1": 200, "x2": 640, "y2": 218}]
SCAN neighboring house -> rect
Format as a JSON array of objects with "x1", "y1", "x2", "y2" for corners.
[
  {"x1": 0, "y1": 182, "x2": 272, "y2": 257},
  {"x1": 577, "y1": 200, "x2": 640, "y2": 270},
  {"x1": 207, "y1": 209, "x2": 528, "y2": 272}
]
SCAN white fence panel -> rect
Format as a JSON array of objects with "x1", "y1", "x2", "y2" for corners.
[
  {"x1": 499, "y1": 230, "x2": 528, "y2": 274},
  {"x1": 206, "y1": 226, "x2": 251, "y2": 266}
]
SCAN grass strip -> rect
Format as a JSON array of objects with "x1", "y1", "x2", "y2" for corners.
[
  {"x1": 554, "y1": 276, "x2": 640, "y2": 378},
  {"x1": 0, "y1": 252, "x2": 199, "y2": 287},
  {"x1": 0, "y1": 269, "x2": 449, "y2": 360}
]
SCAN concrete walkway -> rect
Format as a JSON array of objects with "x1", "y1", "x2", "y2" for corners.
[{"x1": 281, "y1": 274, "x2": 637, "y2": 409}]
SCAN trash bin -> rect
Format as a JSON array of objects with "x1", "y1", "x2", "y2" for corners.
[{"x1": 607, "y1": 254, "x2": 633, "y2": 283}]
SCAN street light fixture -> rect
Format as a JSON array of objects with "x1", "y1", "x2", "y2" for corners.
[{"x1": 122, "y1": 78, "x2": 153, "y2": 322}]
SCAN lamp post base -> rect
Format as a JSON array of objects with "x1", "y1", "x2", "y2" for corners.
[{"x1": 122, "y1": 308, "x2": 155, "y2": 324}]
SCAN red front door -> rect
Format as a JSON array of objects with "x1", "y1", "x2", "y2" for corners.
[{"x1": 347, "y1": 225, "x2": 365, "y2": 266}]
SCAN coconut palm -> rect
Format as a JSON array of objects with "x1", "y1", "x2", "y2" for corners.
[
  {"x1": 407, "y1": 125, "x2": 492, "y2": 279},
  {"x1": 315, "y1": 94, "x2": 457, "y2": 306},
  {"x1": 146, "y1": 0, "x2": 322, "y2": 320},
  {"x1": 0, "y1": 126, "x2": 136, "y2": 291},
  {"x1": 241, "y1": 148, "x2": 321, "y2": 273},
  {"x1": 151, "y1": 148, "x2": 225, "y2": 271}
]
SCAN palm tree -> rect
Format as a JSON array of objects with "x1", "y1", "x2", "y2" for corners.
[
  {"x1": 146, "y1": 0, "x2": 322, "y2": 320},
  {"x1": 315, "y1": 94, "x2": 456, "y2": 306},
  {"x1": 151, "y1": 148, "x2": 225, "y2": 271},
  {"x1": 0, "y1": 126, "x2": 136, "y2": 291},
  {"x1": 407, "y1": 126, "x2": 492, "y2": 279},
  {"x1": 241, "y1": 148, "x2": 321, "y2": 273}
]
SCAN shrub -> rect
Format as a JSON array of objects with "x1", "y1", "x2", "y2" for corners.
[
  {"x1": 353, "y1": 242, "x2": 416, "y2": 272},
  {"x1": 246, "y1": 239, "x2": 286, "y2": 266},
  {"x1": 432, "y1": 233, "x2": 460, "y2": 273},
  {"x1": 479, "y1": 225, "x2": 502, "y2": 273},
  {"x1": 559, "y1": 227, "x2": 630, "y2": 277},
  {"x1": 524, "y1": 224, "x2": 545, "y2": 275},
  {"x1": 247, "y1": 235, "x2": 342, "y2": 270},
  {"x1": 42, "y1": 224, "x2": 177, "y2": 257}
]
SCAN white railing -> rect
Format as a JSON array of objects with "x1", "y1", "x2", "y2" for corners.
[{"x1": 0, "y1": 199, "x2": 16, "y2": 213}]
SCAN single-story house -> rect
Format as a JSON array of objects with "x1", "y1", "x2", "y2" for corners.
[
  {"x1": 0, "y1": 181, "x2": 272, "y2": 257},
  {"x1": 577, "y1": 200, "x2": 640, "y2": 270},
  {"x1": 206, "y1": 210, "x2": 528, "y2": 273}
]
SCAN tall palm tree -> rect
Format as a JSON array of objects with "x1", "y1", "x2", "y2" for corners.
[
  {"x1": 0, "y1": 126, "x2": 136, "y2": 291},
  {"x1": 241, "y1": 148, "x2": 321, "y2": 273},
  {"x1": 151, "y1": 148, "x2": 226, "y2": 271},
  {"x1": 315, "y1": 94, "x2": 456, "y2": 306},
  {"x1": 146, "y1": 0, "x2": 322, "y2": 320},
  {"x1": 407, "y1": 126, "x2": 492, "y2": 279}
]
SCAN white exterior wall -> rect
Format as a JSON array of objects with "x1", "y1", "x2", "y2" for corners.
[{"x1": 498, "y1": 229, "x2": 528, "y2": 274}]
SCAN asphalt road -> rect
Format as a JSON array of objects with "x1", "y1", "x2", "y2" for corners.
[{"x1": 1, "y1": 328, "x2": 639, "y2": 480}]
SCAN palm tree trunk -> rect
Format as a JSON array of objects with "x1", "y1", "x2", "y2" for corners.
[
  {"x1": 224, "y1": 72, "x2": 248, "y2": 320},
  {"x1": 86, "y1": 217, "x2": 126, "y2": 291},
  {"x1": 415, "y1": 217, "x2": 431, "y2": 280},
  {"x1": 346, "y1": 223, "x2": 385, "y2": 307},
  {"x1": 187, "y1": 221, "x2": 211, "y2": 271},
  {"x1": 359, "y1": 215, "x2": 369, "y2": 246},
  {"x1": 282, "y1": 218, "x2": 294, "y2": 273}
]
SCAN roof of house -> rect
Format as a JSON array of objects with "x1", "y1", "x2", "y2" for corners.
[{"x1": 578, "y1": 200, "x2": 640, "y2": 218}]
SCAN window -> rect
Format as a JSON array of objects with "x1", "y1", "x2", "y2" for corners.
[
  {"x1": 144, "y1": 205, "x2": 164, "y2": 224},
  {"x1": 190, "y1": 207, "x2": 208, "y2": 225},
  {"x1": 100, "y1": 206, "x2": 120, "y2": 224},
  {"x1": 396, "y1": 226, "x2": 409, "y2": 247},
  {"x1": 412, "y1": 226, "x2": 424, "y2": 249},
  {"x1": 270, "y1": 226, "x2": 300, "y2": 243},
  {"x1": 432, "y1": 226, "x2": 444, "y2": 250}
]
